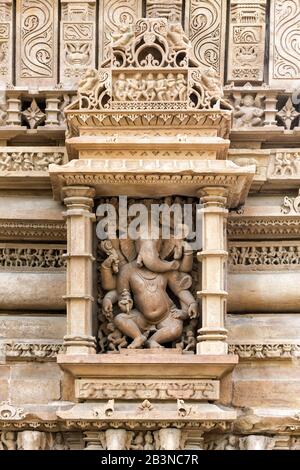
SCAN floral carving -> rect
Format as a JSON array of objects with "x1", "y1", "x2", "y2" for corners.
[
  {"x1": 21, "y1": 99, "x2": 46, "y2": 129},
  {"x1": 276, "y1": 98, "x2": 300, "y2": 129}
]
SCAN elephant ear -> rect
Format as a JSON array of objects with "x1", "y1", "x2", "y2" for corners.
[{"x1": 119, "y1": 239, "x2": 136, "y2": 262}]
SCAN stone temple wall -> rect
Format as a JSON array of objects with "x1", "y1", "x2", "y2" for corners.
[{"x1": 1, "y1": 0, "x2": 300, "y2": 451}]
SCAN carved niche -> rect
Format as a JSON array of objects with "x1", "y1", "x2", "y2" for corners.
[{"x1": 97, "y1": 196, "x2": 199, "y2": 352}]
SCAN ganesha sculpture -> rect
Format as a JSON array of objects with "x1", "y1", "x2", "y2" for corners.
[{"x1": 99, "y1": 233, "x2": 198, "y2": 351}]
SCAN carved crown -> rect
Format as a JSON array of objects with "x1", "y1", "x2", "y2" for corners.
[{"x1": 68, "y1": 18, "x2": 231, "y2": 114}]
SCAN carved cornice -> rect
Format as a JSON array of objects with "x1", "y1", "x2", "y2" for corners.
[
  {"x1": 0, "y1": 221, "x2": 67, "y2": 242},
  {"x1": 227, "y1": 216, "x2": 300, "y2": 239},
  {"x1": 228, "y1": 343, "x2": 300, "y2": 359}
]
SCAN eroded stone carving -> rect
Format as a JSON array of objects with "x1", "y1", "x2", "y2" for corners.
[
  {"x1": 281, "y1": 190, "x2": 300, "y2": 215},
  {"x1": 0, "y1": 149, "x2": 65, "y2": 171},
  {"x1": 233, "y1": 93, "x2": 264, "y2": 128},
  {"x1": 0, "y1": 402, "x2": 25, "y2": 420},
  {"x1": 146, "y1": 0, "x2": 183, "y2": 23},
  {"x1": 0, "y1": 431, "x2": 17, "y2": 450},
  {"x1": 21, "y1": 99, "x2": 46, "y2": 129}
]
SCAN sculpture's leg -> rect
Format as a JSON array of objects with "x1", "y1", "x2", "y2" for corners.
[
  {"x1": 114, "y1": 311, "x2": 147, "y2": 349},
  {"x1": 147, "y1": 317, "x2": 183, "y2": 348}
]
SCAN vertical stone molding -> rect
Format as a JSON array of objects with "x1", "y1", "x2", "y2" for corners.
[
  {"x1": 6, "y1": 97, "x2": 21, "y2": 126},
  {"x1": 228, "y1": 0, "x2": 266, "y2": 82},
  {"x1": 186, "y1": 0, "x2": 227, "y2": 79},
  {"x1": 197, "y1": 187, "x2": 228, "y2": 355},
  {"x1": 98, "y1": 0, "x2": 142, "y2": 62},
  {"x1": 45, "y1": 96, "x2": 60, "y2": 126},
  {"x1": 16, "y1": 0, "x2": 58, "y2": 87},
  {"x1": 184, "y1": 430, "x2": 204, "y2": 450},
  {"x1": 63, "y1": 186, "x2": 96, "y2": 355},
  {"x1": 60, "y1": 0, "x2": 96, "y2": 86},
  {"x1": 0, "y1": 0, "x2": 13, "y2": 84},
  {"x1": 105, "y1": 429, "x2": 128, "y2": 450}
]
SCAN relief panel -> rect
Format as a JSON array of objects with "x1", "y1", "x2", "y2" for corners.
[
  {"x1": 270, "y1": 0, "x2": 300, "y2": 88},
  {"x1": 186, "y1": 0, "x2": 227, "y2": 79},
  {"x1": 228, "y1": 0, "x2": 266, "y2": 82},
  {"x1": 16, "y1": 0, "x2": 58, "y2": 86},
  {"x1": 60, "y1": 0, "x2": 96, "y2": 85}
]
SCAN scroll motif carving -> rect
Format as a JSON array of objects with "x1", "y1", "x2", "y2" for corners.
[
  {"x1": 0, "y1": 0, "x2": 12, "y2": 82},
  {"x1": 281, "y1": 190, "x2": 300, "y2": 215},
  {"x1": 228, "y1": 0, "x2": 266, "y2": 82},
  {"x1": 99, "y1": 0, "x2": 142, "y2": 62},
  {"x1": 272, "y1": 0, "x2": 300, "y2": 81},
  {"x1": 187, "y1": 0, "x2": 226, "y2": 78},
  {"x1": 60, "y1": 1, "x2": 96, "y2": 84},
  {"x1": 16, "y1": 0, "x2": 58, "y2": 85}
]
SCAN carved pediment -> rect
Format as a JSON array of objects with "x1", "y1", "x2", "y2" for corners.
[{"x1": 67, "y1": 18, "x2": 231, "y2": 115}]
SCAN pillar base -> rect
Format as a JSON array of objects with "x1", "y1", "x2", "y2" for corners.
[
  {"x1": 63, "y1": 335, "x2": 97, "y2": 355},
  {"x1": 197, "y1": 341, "x2": 228, "y2": 355}
]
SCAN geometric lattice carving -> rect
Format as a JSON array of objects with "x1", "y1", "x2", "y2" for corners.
[
  {"x1": 60, "y1": 0, "x2": 96, "y2": 85},
  {"x1": 187, "y1": 0, "x2": 227, "y2": 79},
  {"x1": 228, "y1": 0, "x2": 266, "y2": 82},
  {"x1": 99, "y1": 0, "x2": 142, "y2": 62},
  {"x1": 16, "y1": 0, "x2": 58, "y2": 86}
]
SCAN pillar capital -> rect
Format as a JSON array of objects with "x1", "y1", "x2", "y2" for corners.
[{"x1": 197, "y1": 186, "x2": 228, "y2": 207}]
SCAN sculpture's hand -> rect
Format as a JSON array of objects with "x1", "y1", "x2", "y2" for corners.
[
  {"x1": 103, "y1": 253, "x2": 119, "y2": 273},
  {"x1": 102, "y1": 297, "x2": 113, "y2": 319},
  {"x1": 188, "y1": 302, "x2": 198, "y2": 319},
  {"x1": 118, "y1": 297, "x2": 133, "y2": 314},
  {"x1": 170, "y1": 309, "x2": 185, "y2": 320}
]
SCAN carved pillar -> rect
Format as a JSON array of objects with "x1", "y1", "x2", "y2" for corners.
[
  {"x1": 6, "y1": 97, "x2": 21, "y2": 126},
  {"x1": 105, "y1": 429, "x2": 128, "y2": 450},
  {"x1": 0, "y1": 0, "x2": 13, "y2": 85},
  {"x1": 63, "y1": 186, "x2": 96, "y2": 355},
  {"x1": 264, "y1": 93, "x2": 279, "y2": 127},
  {"x1": 197, "y1": 187, "x2": 228, "y2": 355},
  {"x1": 157, "y1": 428, "x2": 182, "y2": 450},
  {"x1": 45, "y1": 97, "x2": 60, "y2": 126},
  {"x1": 60, "y1": 0, "x2": 96, "y2": 86}
]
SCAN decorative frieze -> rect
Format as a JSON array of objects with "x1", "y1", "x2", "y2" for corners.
[
  {"x1": 0, "y1": 0, "x2": 12, "y2": 84},
  {"x1": 186, "y1": 0, "x2": 226, "y2": 78},
  {"x1": 0, "y1": 147, "x2": 66, "y2": 172},
  {"x1": 0, "y1": 245, "x2": 66, "y2": 270},
  {"x1": 76, "y1": 379, "x2": 219, "y2": 400},
  {"x1": 1, "y1": 341, "x2": 64, "y2": 361},
  {"x1": 228, "y1": 343, "x2": 300, "y2": 359},
  {"x1": 229, "y1": 242, "x2": 300, "y2": 270},
  {"x1": 98, "y1": 0, "x2": 142, "y2": 62},
  {"x1": 60, "y1": 1, "x2": 96, "y2": 85},
  {"x1": 228, "y1": 0, "x2": 266, "y2": 82},
  {"x1": 16, "y1": 0, "x2": 58, "y2": 86},
  {"x1": 227, "y1": 216, "x2": 300, "y2": 239}
]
